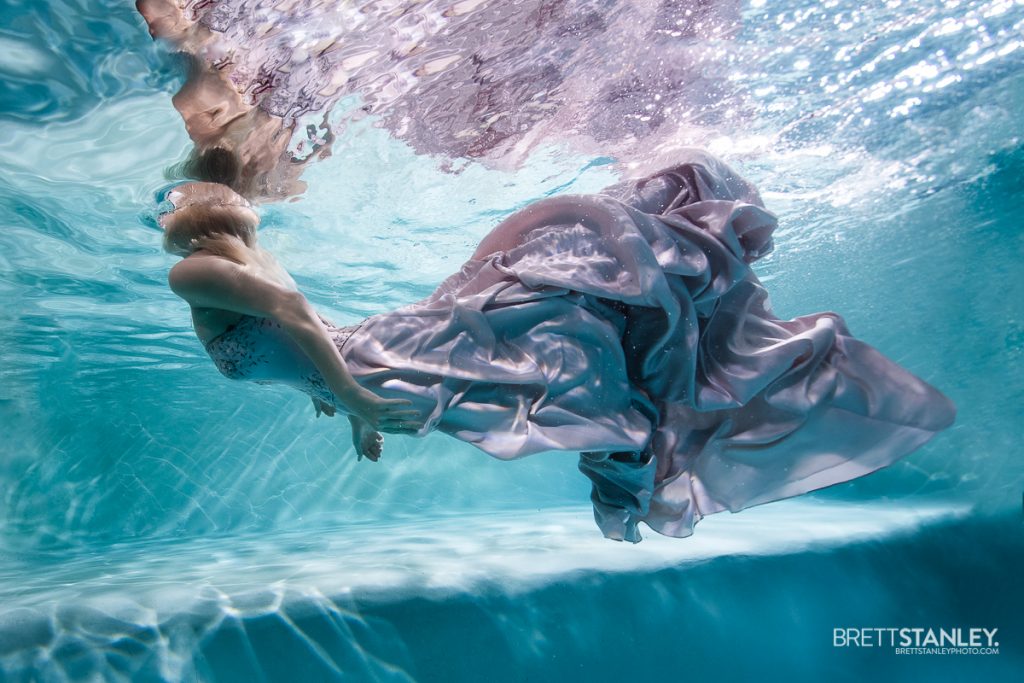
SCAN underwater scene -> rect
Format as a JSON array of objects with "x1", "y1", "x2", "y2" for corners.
[{"x1": 0, "y1": 0, "x2": 1022, "y2": 680}]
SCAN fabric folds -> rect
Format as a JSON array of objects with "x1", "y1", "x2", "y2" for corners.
[{"x1": 333, "y1": 150, "x2": 955, "y2": 541}]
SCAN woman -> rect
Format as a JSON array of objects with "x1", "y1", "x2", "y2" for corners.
[
  {"x1": 161, "y1": 181, "x2": 421, "y2": 462},
  {"x1": 162, "y1": 151, "x2": 956, "y2": 542}
]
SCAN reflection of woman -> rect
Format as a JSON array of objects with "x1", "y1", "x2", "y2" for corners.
[{"x1": 162, "y1": 151, "x2": 956, "y2": 542}]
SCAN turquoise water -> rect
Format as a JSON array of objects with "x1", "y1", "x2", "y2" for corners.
[{"x1": 1, "y1": 0, "x2": 1022, "y2": 680}]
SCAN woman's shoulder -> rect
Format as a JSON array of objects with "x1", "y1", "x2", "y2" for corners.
[
  {"x1": 168, "y1": 250, "x2": 307, "y2": 323},
  {"x1": 168, "y1": 252, "x2": 241, "y2": 301}
]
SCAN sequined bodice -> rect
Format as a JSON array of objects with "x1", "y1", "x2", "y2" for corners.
[{"x1": 202, "y1": 315, "x2": 362, "y2": 408}]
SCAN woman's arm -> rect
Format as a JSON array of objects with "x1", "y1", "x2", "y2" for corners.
[{"x1": 169, "y1": 254, "x2": 421, "y2": 431}]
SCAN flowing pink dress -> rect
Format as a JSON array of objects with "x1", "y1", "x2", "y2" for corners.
[{"x1": 204, "y1": 151, "x2": 956, "y2": 541}]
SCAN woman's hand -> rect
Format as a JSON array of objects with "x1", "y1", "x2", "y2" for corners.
[
  {"x1": 343, "y1": 387, "x2": 423, "y2": 434},
  {"x1": 349, "y1": 415, "x2": 383, "y2": 462},
  {"x1": 311, "y1": 397, "x2": 336, "y2": 418}
]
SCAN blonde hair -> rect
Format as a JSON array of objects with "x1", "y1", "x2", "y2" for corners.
[
  {"x1": 160, "y1": 182, "x2": 292, "y2": 283},
  {"x1": 162, "y1": 203, "x2": 258, "y2": 261}
]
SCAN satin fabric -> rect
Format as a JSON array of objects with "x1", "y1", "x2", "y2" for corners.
[
  {"x1": 331, "y1": 150, "x2": 956, "y2": 541},
  {"x1": 203, "y1": 150, "x2": 955, "y2": 541}
]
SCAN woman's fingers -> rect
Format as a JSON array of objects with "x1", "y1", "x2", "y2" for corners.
[
  {"x1": 367, "y1": 436, "x2": 382, "y2": 460},
  {"x1": 380, "y1": 413, "x2": 419, "y2": 423},
  {"x1": 356, "y1": 435, "x2": 382, "y2": 462},
  {"x1": 313, "y1": 398, "x2": 337, "y2": 418},
  {"x1": 375, "y1": 405, "x2": 422, "y2": 423},
  {"x1": 379, "y1": 406, "x2": 418, "y2": 414},
  {"x1": 377, "y1": 417, "x2": 423, "y2": 428},
  {"x1": 381, "y1": 398, "x2": 414, "y2": 408},
  {"x1": 357, "y1": 395, "x2": 423, "y2": 432},
  {"x1": 378, "y1": 424, "x2": 421, "y2": 435}
]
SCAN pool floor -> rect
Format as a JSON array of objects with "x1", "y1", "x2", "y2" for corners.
[{"x1": 1, "y1": 500, "x2": 1020, "y2": 682}]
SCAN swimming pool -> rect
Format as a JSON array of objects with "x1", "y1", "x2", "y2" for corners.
[{"x1": 0, "y1": 0, "x2": 1021, "y2": 680}]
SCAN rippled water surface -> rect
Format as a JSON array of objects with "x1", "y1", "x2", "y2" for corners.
[{"x1": 0, "y1": 0, "x2": 1022, "y2": 679}]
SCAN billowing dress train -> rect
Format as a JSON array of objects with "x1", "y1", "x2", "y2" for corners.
[{"x1": 204, "y1": 151, "x2": 956, "y2": 542}]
